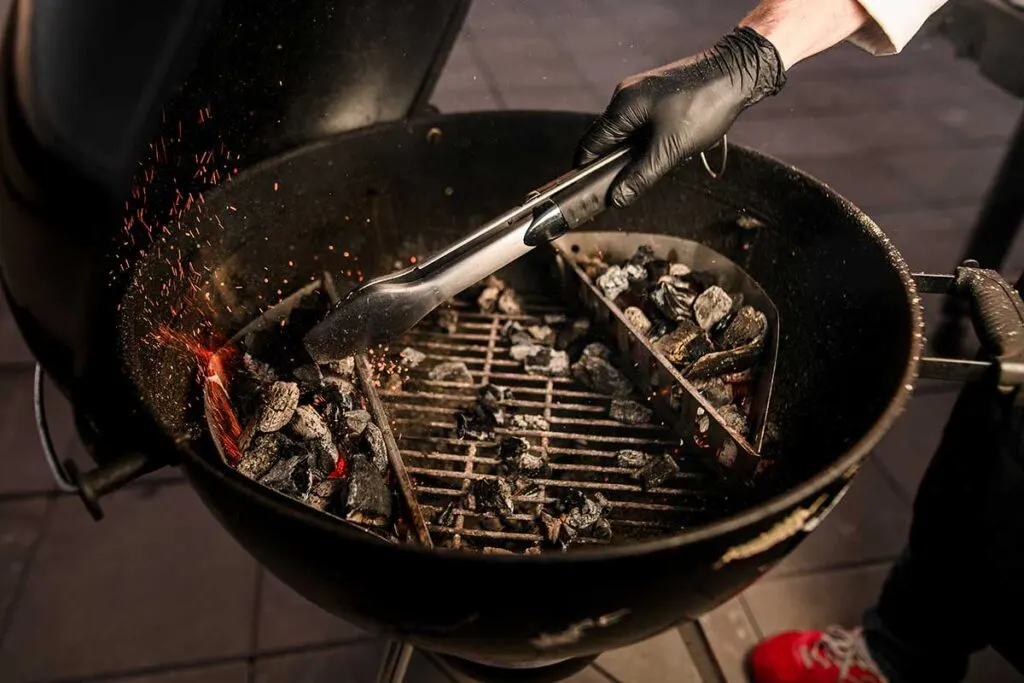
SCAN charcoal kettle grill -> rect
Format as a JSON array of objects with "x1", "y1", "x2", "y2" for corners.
[{"x1": 5, "y1": 1, "x2": 1024, "y2": 682}]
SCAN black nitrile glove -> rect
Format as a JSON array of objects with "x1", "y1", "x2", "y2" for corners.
[{"x1": 575, "y1": 27, "x2": 786, "y2": 207}]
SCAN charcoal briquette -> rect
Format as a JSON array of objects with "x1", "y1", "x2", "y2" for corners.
[
  {"x1": 477, "y1": 285, "x2": 501, "y2": 313},
  {"x1": 692, "y1": 377, "x2": 733, "y2": 408},
  {"x1": 399, "y1": 347, "x2": 427, "y2": 368},
  {"x1": 290, "y1": 404, "x2": 330, "y2": 441},
  {"x1": 471, "y1": 477, "x2": 515, "y2": 517},
  {"x1": 455, "y1": 411, "x2": 492, "y2": 441},
  {"x1": 597, "y1": 265, "x2": 630, "y2": 301},
  {"x1": 718, "y1": 404, "x2": 750, "y2": 436},
  {"x1": 622, "y1": 306, "x2": 653, "y2": 336},
  {"x1": 609, "y1": 399, "x2": 653, "y2": 425},
  {"x1": 502, "y1": 320, "x2": 534, "y2": 346},
  {"x1": 292, "y1": 364, "x2": 324, "y2": 388},
  {"x1": 571, "y1": 353, "x2": 633, "y2": 398},
  {"x1": 527, "y1": 324, "x2": 556, "y2": 346},
  {"x1": 716, "y1": 306, "x2": 768, "y2": 350},
  {"x1": 616, "y1": 449, "x2": 649, "y2": 469},
  {"x1": 592, "y1": 518, "x2": 613, "y2": 541},
  {"x1": 651, "y1": 277, "x2": 697, "y2": 322},
  {"x1": 632, "y1": 453, "x2": 680, "y2": 490},
  {"x1": 512, "y1": 453, "x2": 550, "y2": 477},
  {"x1": 362, "y1": 422, "x2": 388, "y2": 475},
  {"x1": 429, "y1": 361, "x2": 474, "y2": 384},
  {"x1": 581, "y1": 342, "x2": 612, "y2": 360},
  {"x1": 257, "y1": 381, "x2": 300, "y2": 432},
  {"x1": 511, "y1": 414, "x2": 550, "y2": 431},
  {"x1": 668, "y1": 263, "x2": 691, "y2": 277},
  {"x1": 322, "y1": 356, "x2": 355, "y2": 377},
  {"x1": 497, "y1": 288, "x2": 523, "y2": 316},
  {"x1": 681, "y1": 270, "x2": 717, "y2": 291},
  {"x1": 289, "y1": 405, "x2": 337, "y2": 474},
  {"x1": 510, "y1": 343, "x2": 542, "y2": 361},
  {"x1": 538, "y1": 510, "x2": 562, "y2": 545},
  {"x1": 237, "y1": 432, "x2": 287, "y2": 480},
  {"x1": 559, "y1": 489, "x2": 611, "y2": 535},
  {"x1": 322, "y1": 376, "x2": 357, "y2": 410},
  {"x1": 243, "y1": 354, "x2": 278, "y2": 383},
  {"x1": 344, "y1": 455, "x2": 392, "y2": 526},
  {"x1": 259, "y1": 451, "x2": 313, "y2": 499},
  {"x1": 693, "y1": 286, "x2": 733, "y2": 331},
  {"x1": 307, "y1": 478, "x2": 345, "y2": 513},
  {"x1": 435, "y1": 308, "x2": 459, "y2": 335},
  {"x1": 622, "y1": 263, "x2": 647, "y2": 286},
  {"x1": 627, "y1": 244, "x2": 656, "y2": 268},
  {"x1": 523, "y1": 347, "x2": 570, "y2": 377},
  {"x1": 498, "y1": 436, "x2": 530, "y2": 461},
  {"x1": 437, "y1": 501, "x2": 459, "y2": 527},
  {"x1": 342, "y1": 409, "x2": 372, "y2": 435},
  {"x1": 653, "y1": 319, "x2": 713, "y2": 366}
]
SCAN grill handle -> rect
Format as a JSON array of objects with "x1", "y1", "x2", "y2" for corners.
[
  {"x1": 916, "y1": 261, "x2": 1024, "y2": 391},
  {"x1": 34, "y1": 364, "x2": 168, "y2": 520}
]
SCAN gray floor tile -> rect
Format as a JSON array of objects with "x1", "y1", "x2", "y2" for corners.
[
  {"x1": 0, "y1": 369, "x2": 75, "y2": 495},
  {"x1": 765, "y1": 458, "x2": 910, "y2": 579},
  {"x1": 872, "y1": 206, "x2": 981, "y2": 274},
  {"x1": 871, "y1": 390, "x2": 960, "y2": 501},
  {"x1": 729, "y1": 117, "x2": 861, "y2": 159},
  {"x1": 743, "y1": 563, "x2": 891, "y2": 636},
  {"x1": 880, "y1": 144, "x2": 1007, "y2": 205},
  {"x1": 0, "y1": 498, "x2": 49, "y2": 627},
  {"x1": 257, "y1": 570, "x2": 366, "y2": 652},
  {"x1": 254, "y1": 642, "x2": 450, "y2": 683},
  {"x1": 432, "y1": 86, "x2": 504, "y2": 114},
  {"x1": 784, "y1": 154, "x2": 923, "y2": 213},
  {"x1": 0, "y1": 298, "x2": 34, "y2": 366},
  {"x1": 596, "y1": 628, "x2": 702, "y2": 683},
  {"x1": 500, "y1": 86, "x2": 604, "y2": 113},
  {"x1": 698, "y1": 598, "x2": 760, "y2": 683},
  {"x1": 0, "y1": 485, "x2": 258, "y2": 682},
  {"x1": 94, "y1": 662, "x2": 249, "y2": 683}
]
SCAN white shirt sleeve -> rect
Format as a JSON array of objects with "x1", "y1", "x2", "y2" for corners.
[{"x1": 848, "y1": 0, "x2": 950, "y2": 55}]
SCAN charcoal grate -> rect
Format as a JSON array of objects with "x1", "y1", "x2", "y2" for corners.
[{"x1": 381, "y1": 299, "x2": 732, "y2": 553}]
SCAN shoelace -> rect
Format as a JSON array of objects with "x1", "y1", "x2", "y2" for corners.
[{"x1": 798, "y1": 626, "x2": 887, "y2": 683}]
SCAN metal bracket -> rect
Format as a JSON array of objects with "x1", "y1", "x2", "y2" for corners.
[
  {"x1": 33, "y1": 364, "x2": 78, "y2": 493},
  {"x1": 700, "y1": 135, "x2": 728, "y2": 179}
]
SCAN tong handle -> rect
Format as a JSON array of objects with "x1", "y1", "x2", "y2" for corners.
[{"x1": 543, "y1": 147, "x2": 632, "y2": 230}]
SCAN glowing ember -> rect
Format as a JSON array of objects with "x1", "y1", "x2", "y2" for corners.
[{"x1": 156, "y1": 325, "x2": 243, "y2": 465}]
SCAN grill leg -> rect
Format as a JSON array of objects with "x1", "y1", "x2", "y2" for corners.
[{"x1": 376, "y1": 640, "x2": 415, "y2": 683}]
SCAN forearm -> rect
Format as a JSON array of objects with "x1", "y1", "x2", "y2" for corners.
[{"x1": 738, "y1": 0, "x2": 870, "y2": 69}]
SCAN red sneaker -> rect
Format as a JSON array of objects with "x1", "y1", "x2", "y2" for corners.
[{"x1": 749, "y1": 626, "x2": 888, "y2": 683}]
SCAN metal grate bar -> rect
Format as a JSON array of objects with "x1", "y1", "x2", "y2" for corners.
[{"x1": 382, "y1": 297, "x2": 731, "y2": 553}]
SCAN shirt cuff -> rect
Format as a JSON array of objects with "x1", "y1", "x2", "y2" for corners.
[{"x1": 848, "y1": 0, "x2": 949, "y2": 55}]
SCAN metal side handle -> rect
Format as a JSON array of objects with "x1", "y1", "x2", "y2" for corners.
[
  {"x1": 34, "y1": 364, "x2": 168, "y2": 519},
  {"x1": 916, "y1": 260, "x2": 1024, "y2": 391}
]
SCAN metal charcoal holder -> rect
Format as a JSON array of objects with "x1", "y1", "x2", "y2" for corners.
[{"x1": 550, "y1": 232, "x2": 779, "y2": 482}]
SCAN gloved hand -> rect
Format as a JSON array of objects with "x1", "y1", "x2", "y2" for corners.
[{"x1": 575, "y1": 27, "x2": 787, "y2": 207}]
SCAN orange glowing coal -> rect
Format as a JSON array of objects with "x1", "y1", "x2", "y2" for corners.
[{"x1": 157, "y1": 325, "x2": 243, "y2": 466}]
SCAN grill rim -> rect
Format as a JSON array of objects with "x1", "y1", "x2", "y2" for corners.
[
  {"x1": 186, "y1": 200, "x2": 921, "y2": 566},
  {"x1": 159, "y1": 117, "x2": 924, "y2": 564}
]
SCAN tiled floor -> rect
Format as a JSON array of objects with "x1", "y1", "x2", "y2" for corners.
[{"x1": 2, "y1": 0, "x2": 1024, "y2": 681}]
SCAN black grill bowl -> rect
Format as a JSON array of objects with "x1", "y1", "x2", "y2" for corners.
[{"x1": 119, "y1": 112, "x2": 920, "y2": 666}]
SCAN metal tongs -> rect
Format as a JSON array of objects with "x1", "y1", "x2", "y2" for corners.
[{"x1": 304, "y1": 148, "x2": 633, "y2": 362}]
